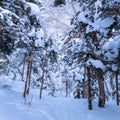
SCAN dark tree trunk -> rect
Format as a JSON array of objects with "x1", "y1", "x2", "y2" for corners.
[
  {"x1": 87, "y1": 66, "x2": 92, "y2": 110},
  {"x1": 39, "y1": 69, "x2": 45, "y2": 99},
  {"x1": 75, "y1": 91, "x2": 80, "y2": 99},
  {"x1": 97, "y1": 69, "x2": 105, "y2": 108},
  {"x1": 115, "y1": 71, "x2": 119, "y2": 106},
  {"x1": 26, "y1": 61, "x2": 32, "y2": 94},
  {"x1": 83, "y1": 64, "x2": 87, "y2": 98},
  {"x1": 22, "y1": 55, "x2": 26, "y2": 82},
  {"x1": 66, "y1": 80, "x2": 68, "y2": 97},
  {"x1": 23, "y1": 51, "x2": 32, "y2": 98},
  {"x1": 23, "y1": 60, "x2": 32, "y2": 98}
]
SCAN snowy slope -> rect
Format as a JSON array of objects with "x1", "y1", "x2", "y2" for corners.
[{"x1": 0, "y1": 82, "x2": 120, "y2": 120}]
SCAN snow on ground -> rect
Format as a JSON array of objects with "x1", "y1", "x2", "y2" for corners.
[{"x1": 0, "y1": 80, "x2": 120, "y2": 120}]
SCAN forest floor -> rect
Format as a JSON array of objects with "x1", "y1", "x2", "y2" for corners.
[{"x1": 0, "y1": 80, "x2": 120, "y2": 120}]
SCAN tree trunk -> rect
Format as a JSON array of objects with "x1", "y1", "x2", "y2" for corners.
[
  {"x1": 26, "y1": 61, "x2": 32, "y2": 94},
  {"x1": 87, "y1": 66, "x2": 92, "y2": 110},
  {"x1": 83, "y1": 64, "x2": 87, "y2": 98},
  {"x1": 39, "y1": 69, "x2": 45, "y2": 99},
  {"x1": 22, "y1": 55, "x2": 26, "y2": 81},
  {"x1": 97, "y1": 69, "x2": 105, "y2": 108},
  {"x1": 23, "y1": 60, "x2": 32, "y2": 98},
  {"x1": 66, "y1": 80, "x2": 68, "y2": 97},
  {"x1": 116, "y1": 71, "x2": 119, "y2": 106}
]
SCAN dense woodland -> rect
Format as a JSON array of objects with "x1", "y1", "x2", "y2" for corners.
[{"x1": 0, "y1": 0, "x2": 120, "y2": 110}]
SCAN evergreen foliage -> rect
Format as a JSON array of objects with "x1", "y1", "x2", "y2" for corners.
[{"x1": 54, "y1": 0, "x2": 65, "y2": 6}]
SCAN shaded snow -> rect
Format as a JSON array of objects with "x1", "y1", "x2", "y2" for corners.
[
  {"x1": 100, "y1": 18, "x2": 115, "y2": 28},
  {"x1": 95, "y1": 0, "x2": 102, "y2": 10},
  {"x1": 27, "y1": 2, "x2": 41, "y2": 20},
  {"x1": 87, "y1": 59, "x2": 105, "y2": 70},
  {"x1": 0, "y1": 85, "x2": 120, "y2": 120},
  {"x1": 103, "y1": 36, "x2": 120, "y2": 61},
  {"x1": 77, "y1": 12, "x2": 90, "y2": 24}
]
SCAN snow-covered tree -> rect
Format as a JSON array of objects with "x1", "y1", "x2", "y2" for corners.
[
  {"x1": 63, "y1": 0, "x2": 120, "y2": 109},
  {"x1": 0, "y1": 0, "x2": 42, "y2": 98}
]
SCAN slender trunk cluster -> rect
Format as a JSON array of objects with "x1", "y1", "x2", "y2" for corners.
[
  {"x1": 39, "y1": 52, "x2": 48, "y2": 99},
  {"x1": 86, "y1": 65, "x2": 106, "y2": 109},
  {"x1": 23, "y1": 53, "x2": 32, "y2": 98}
]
